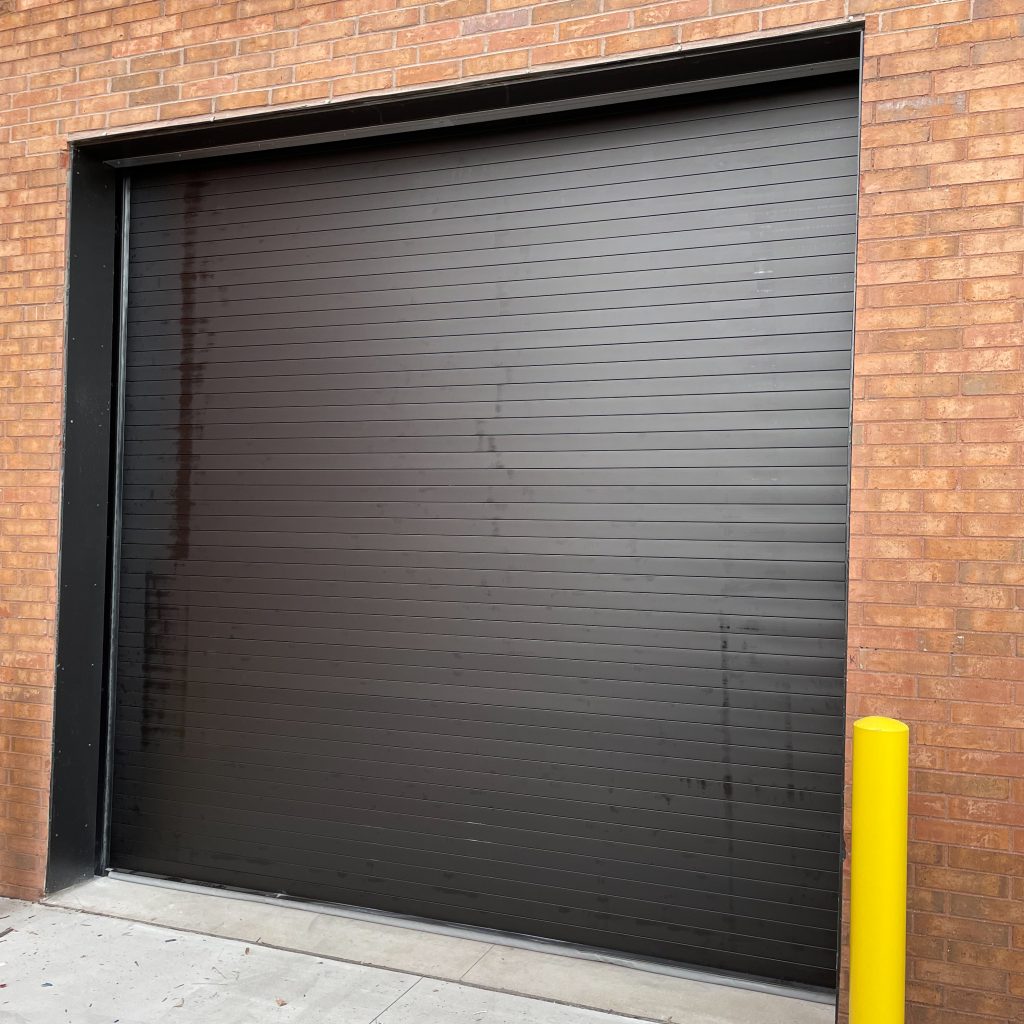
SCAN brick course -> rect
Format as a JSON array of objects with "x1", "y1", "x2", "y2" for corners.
[{"x1": 1, "y1": 0, "x2": 1023, "y2": 1019}]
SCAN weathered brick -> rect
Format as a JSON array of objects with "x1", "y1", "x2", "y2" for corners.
[
  {"x1": 680, "y1": 11, "x2": 758, "y2": 41},
  {"x1": 558, "y1": 12, "x2": 631, "y2": 38},
  {"x1": 884, "y1": 0, "x2": 970, "y2": 29},
  {"x1": 931, "y1": 155, "x2": 1024, "y2": 186},
  {"x1": 604, "y1": 26, "x2": 678, "y2": 54},
  {"x1": 395, "y1": 60, "x2": 461, "y2": 86},
  {"x1": 461, "y1": 9, "x2": 528, "y2": 34},
  {"x1": 425, "y1": 0, "x2": 485, "y2": 22},
  {"x1": 531, "y1": 0, "x2": 601, "y2": 25},
  {"x1": 762, "y1": 0, "x2": 844, "y2": 29},
  {"x1": 634, "y1": 0, "x2": 708, "y2": 26},
  {"x1": 462, "y1": 50, "x2": 530, "y2": 75}
]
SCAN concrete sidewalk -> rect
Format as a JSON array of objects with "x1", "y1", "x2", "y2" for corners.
[{"x1": 1, "y1": 879, "x2": 834, "y2": 1024}]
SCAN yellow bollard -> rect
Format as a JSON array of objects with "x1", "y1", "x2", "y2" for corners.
[{"x1": 849, "y1": 716, "x2": 910, "y2": 1024}]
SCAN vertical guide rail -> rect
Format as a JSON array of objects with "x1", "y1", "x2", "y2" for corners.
[
  {"x1": 849, "y1": 716, "x2": 910, "y2": 1023},
  {"x1": 98, "y1": 173, "x2": 131, "y2": 873}
]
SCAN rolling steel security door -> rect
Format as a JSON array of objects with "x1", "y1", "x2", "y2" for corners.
[{"x1": 111, "y1": 73, "x2": 857, "y2": 988}]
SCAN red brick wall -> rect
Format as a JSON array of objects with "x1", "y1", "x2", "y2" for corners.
[{"x1": 1, "y1": 1, "x2": 1023, "y2": 1019}]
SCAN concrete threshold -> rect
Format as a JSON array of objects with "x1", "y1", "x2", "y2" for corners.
[{"x1": 44, "y1": 874, "x2": 835, "y2": 1024}]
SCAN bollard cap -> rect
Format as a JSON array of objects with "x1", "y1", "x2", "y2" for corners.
[{"x1": 854, "y1": 716, "x2": 909, "y2": 734}]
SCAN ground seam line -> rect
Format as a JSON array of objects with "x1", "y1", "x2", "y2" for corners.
[
  {"x1": 459, "y1": 943, "x2": 496, "y2": 981},
  {"x1": 368, "y1": 976, "x2": 423, "y2": 1023}
]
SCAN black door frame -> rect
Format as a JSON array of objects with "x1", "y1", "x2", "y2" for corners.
[{"x1": 49, "y1": 23, "x2": 862, "y2": 900}]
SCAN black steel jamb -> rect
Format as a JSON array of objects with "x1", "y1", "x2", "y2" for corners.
[{"x1": 47, "y1": 147, "x2": 120, "y2": 892}]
